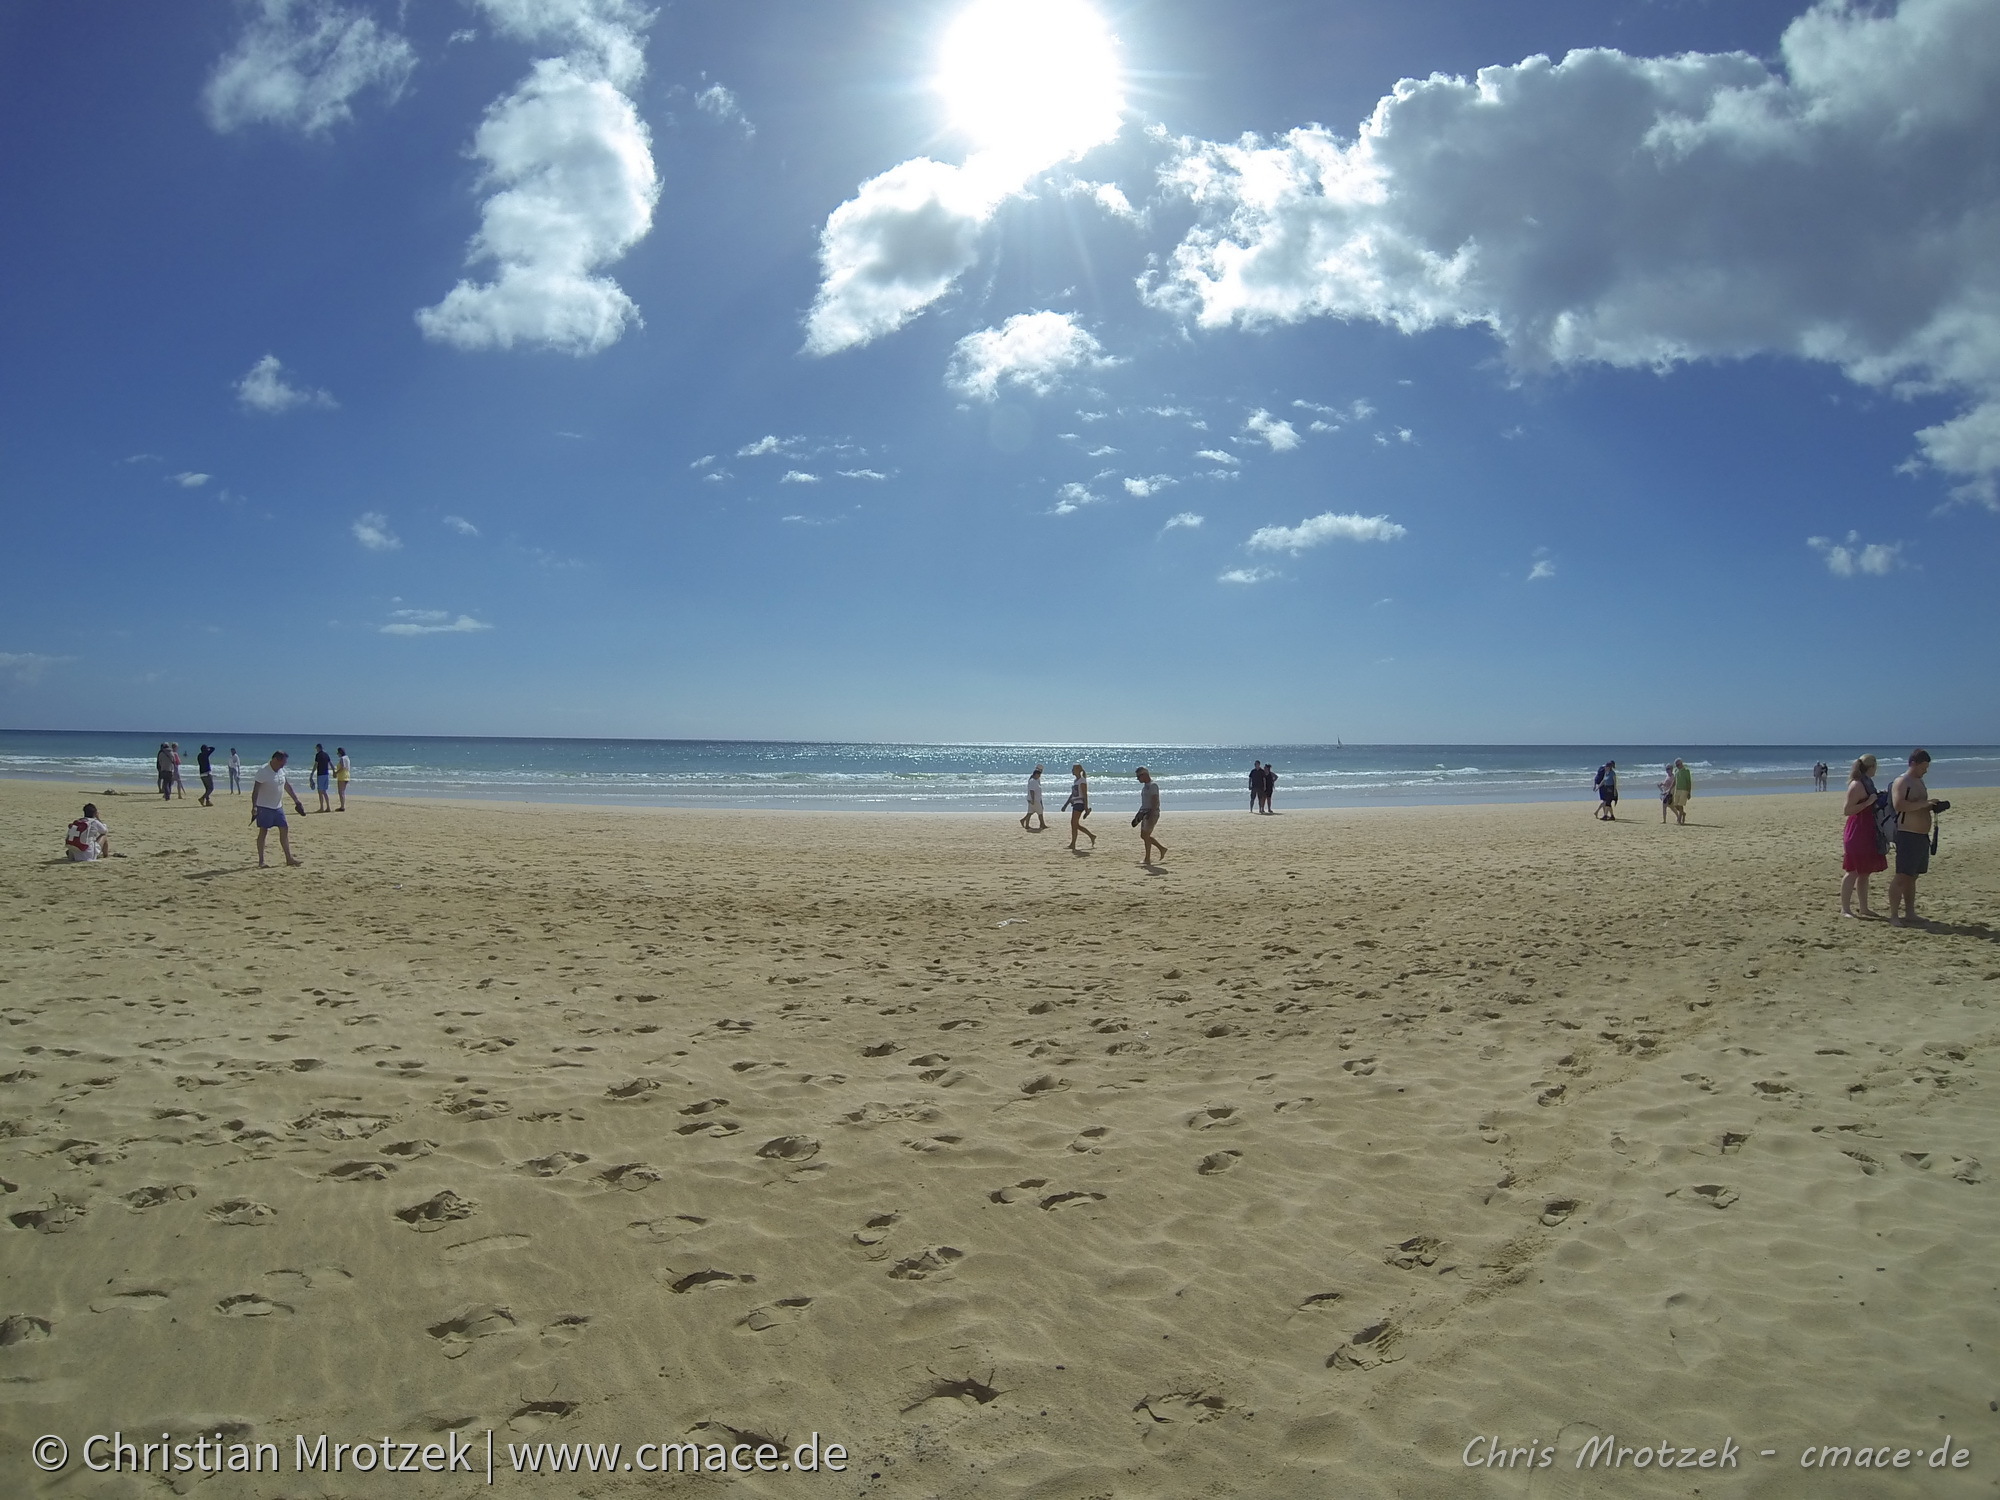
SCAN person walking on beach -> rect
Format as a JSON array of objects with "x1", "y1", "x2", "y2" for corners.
[
  {"x1": 65, "y1": 803, "x2": 112, "y2": 861},
  {"x1": 1669, "y1": 759, "x2": 1693, "y2": 824},
  {"x1": 1658, "y1": 762, "x2": 1675, "y2": 823},
  {"x1": 1249, "y1": 761, "x2": 1264, "y2": 812},
  {"x1": 1134, "y1": 766, "x2": 1166, "y2": 865},
  {"x1": 1840, "y1": 755, "x2": 1886, "y2": 918},
  {"x1": 197, "y1": 744, "x2": 216, "y2": 806},
  {"x1": 156, "y1": 742, "x2": 174, "y2": 801},
  {"x1": 171, "y1": 743, "x2": 186, "y2": 798},
  {"x1": 1062, "y1": 763, "x2": 1096, "y2": 851},
  {"x1": 251, "y1": 751, "x2": 308, "y2": 867},
  {"x1": 1021, "y1": 765, "x2": 1046, "y2": 831},
  {"x1": 1889, "y1": 749, "x2": 1948, "y2": 926},
  {"x1": 1263, "y1": 763, "x2": 1277, "y2": 814},
  {"x1": 228, "y1": 747, "x2": 242, "y2": 795},
  {"x1": 311, "y1": 744, "x2": 333, "y2": 813},
  {"x1": 1593, "y1": 760, "x2": 1618, "y2": 820}
]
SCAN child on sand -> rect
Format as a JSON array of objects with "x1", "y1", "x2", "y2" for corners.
[{"x1": 65, "y1": 804, "x2": 111, "y2": 861}]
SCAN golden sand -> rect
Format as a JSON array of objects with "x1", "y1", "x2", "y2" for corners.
[{"x1": 3, "y1": 777, "x2": 1997, "y2": 1496}]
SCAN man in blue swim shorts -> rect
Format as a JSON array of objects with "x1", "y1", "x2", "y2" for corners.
[{"x1": 250, "y1": 751, "x2": 308, "y2": 867}]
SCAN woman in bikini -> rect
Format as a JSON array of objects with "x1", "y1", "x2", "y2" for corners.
[{"x1": 1062, "y1": 763, "x2": 1096, "y2": 851}]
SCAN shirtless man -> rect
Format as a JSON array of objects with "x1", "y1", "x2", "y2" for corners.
[
  {"x1": 1134, "y1": 767, "x2": 1166, "y2": 865},
  {"x1": 1888, "y1": 749, "x2": 1948, "y2": 926}
]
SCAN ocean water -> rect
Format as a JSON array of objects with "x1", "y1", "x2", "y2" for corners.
[{"x1": 5, "y1": 731, "x2": 1996, "y2": 813}]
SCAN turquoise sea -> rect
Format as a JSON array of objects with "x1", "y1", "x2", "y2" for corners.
[{"x1": 4, "y1": 731, "x2": 1995, "y2": 813}]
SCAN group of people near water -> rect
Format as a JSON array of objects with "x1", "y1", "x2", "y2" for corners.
[
  {"x1": 71, "y1": 742, "x2": 356, "y2": 868},
  {"x1": 1020, "y1": 764, "x2": 1167, "y2": 866},
  {"x1": 1592, "y1": 759, "x2": 1695, "y2": 823}
]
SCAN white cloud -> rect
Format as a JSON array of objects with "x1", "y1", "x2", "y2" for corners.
[
  {"x1": 1163, "y1": 511, "x2": 1203, "y2": 531},
  {"x1": 690, "y1": 454, "x2": 717, "y2": 469},
  {"x1": 1808, "y1": 532, "x2": 1903, "y2": 576},
  {"x1": 1065, "y1": 179, "x2": 1139, "y2": 220},
  {"x1": 781, "y1": 470, "x2": 820, "y2": 484},
  {"x1": 1247, "y1": 511, "x2": 1407, "y2": 553},
  {"x1": 380, "y1": 612, "x2": 493, "y2": 636},
  {"x1": 444, "y1": 515, "x2": 480, "y2": 536},
  {"x1": 838, "y1": 468, "x2": 888, "y2": 480},
  {"x1": 945, "y1": 310, "x2": 1115, "y2": 401},
  {"x1": 1153, "y1": 0, "x2": 2000, "y2": 504},
  {"x1": 236, "y1": 353, "x2": 334, "y2": 413},
  {"x1": 694, "y1": 82, "x2": 754, "y2": 136},
  {"x1": 1244, "y1": 408, "x2": 1300, "y2": 451},
  {"x1": 1124, "y1": 475, "x2": 1175, "y2": 497},
  {"x1": 1528, "y1": 557, "x2": 1557, "y2": 582},
  {"x1": 351, "y1": 511, "x2": 401, "y2": 551},
  {"x1": 416, "y1": 0, "x2": 659, "y2": 356},
  {"x1": 203, "y1": 0, "x2": 414, "y2": 135},
  {"x1": 1195, "y1": 448, "x2": 1238, "y2": 465},
  {"x1": 1087, "y1": 445, "x2": 1119, "y2": 457},
  {"x1": 0, "y1": 651, "x2": 67, "y2": 684},
  {"x1": 172, "y1": 472, "x2": 211, "y2": 488},
  {"x1": 737, "y1": 434, "x2": 802, "y2": 457},
  {"x1": 1219, "y1": 566, "x2": 1278, "y2": 584},
  {"x1": 1050, "y1": 481, "x2": 1099, "y2": 515},
  {"x1": 1147, "y1": 405, "x2": 1196, "y2": 419}
]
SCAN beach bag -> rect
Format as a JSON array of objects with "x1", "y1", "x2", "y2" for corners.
[{"x1": 1873, "y1": 788, "x2": 1898, "y2": 855}]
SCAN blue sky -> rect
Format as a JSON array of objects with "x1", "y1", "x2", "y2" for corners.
[{"x1": 2, "y1": 0, "x2": 1995, "y2": 744}]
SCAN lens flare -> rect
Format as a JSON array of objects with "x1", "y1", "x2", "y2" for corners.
[{"x1": 936, "y1": 0, "x2": 1124, "y2": 175}]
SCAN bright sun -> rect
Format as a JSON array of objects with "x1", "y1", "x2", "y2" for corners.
[{"x1": 936, "y1": 0, "x2": 1124, "y2": 174}]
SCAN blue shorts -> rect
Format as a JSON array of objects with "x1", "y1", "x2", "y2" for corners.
[
  {"x1": 255, "y1": 805, "x2": 288, "y2": 830},
  {"x1": 315, "y1": 772, "x2": 331, "y2": 793}
]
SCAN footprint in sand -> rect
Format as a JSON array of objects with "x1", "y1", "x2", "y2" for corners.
[
  {"x1": 205, "y1": 1199, "x2": 275, "y2": 1227},
  {"x1": 1668, "y1": 1183, "x2": 1739, "y2": 1209},
  {"x1": 741, "y1": 1297, "x2": 813, "y2": 1332},
  {"x1": 988, "y1": 1179, "x2": 1050, "y2": 1205},
  {"x1": 861, "y1": 1042, "x2": 902, "y2": 1057},
  {"x1": 1020, "y1": 1074, "x2": 1068, "y2": 1096},
  {"x1": 676, "y1": 1118, "x2": 741, "y2": 1138},
  {"x1": 755, "y1": 1136, "x2": 821, "y2": 1163},
  {"x1": 909, "y1": 1054, "x2": 951, "y2": 1067},
  {"x1": 1843, "y1": 1150, "x2": 1884, "y2": 1176},
  {"x1": 1187, "y1": 1106, "x2": 1238, "y2": 1130},
  {"x1": 1327, "y1": 1320, "x2": 1401, "y2": 1371},
  {"x1": 0, "y1": 1315, "x2": 53, "y2": 1344},
  {"x1": 520, "y1": 1150, "x2": 590, "y2": 1177},
  {"x1": 1540, "y1": 1199, "x2": 1580, "y2": 1227},
  {"x1": 902, "y1": 1375, "x2": 1000, "y2": 1412},
  {"x1": 506, "y1": 1401, "x2": 578, "y2": 1431},
  {"x1": 216, "y1": 1293, "x2": 291, "y2": 1317},
  {"x1": 324, "y1": 1161, "x2": 397, "y2": 1182},
  {"x1": 1273, "y1": 1098, "x2": 1316, "y2": 1115},
  {"x1": 626, "y1": 1215, "x2": 708, "y2": 1244},
  {"x1": 1135, "y1": 1390, "x2": 1228, "y2": 1424},
  {"x1": 1296, "y1": 1292, "x2": 1344, "y2": 1312},
  {"x1": 122, "y1": 1185, "x2": 197, "y2": 1210},
  {"x1": 426, "y1": 1305, "x2": 517, "y2": 1354},
  {"x1": 854, "y1": 1212, "x2": 900, "y2": 1246},
  {"x1": 887, "y1": 1247, "x2": 964, "y2": 1281},
  {"x1": 598, "y1": 1163, "x2": 663, "y2": 1190},
  {"x1": 395, "y1": 1190, "x2": 476, "y2": 1229},
  {"x1": 1195, "y1": 1151, "x2": 1242, "y2": 1177},
  {"x1": 90, "y1": 1289, "x2": 169, "y2": 1314},
  {"x1": 1038, "y1": 1190, "x2": 1106, "y2": 1212},
  {"x1": 381, "y1": 1140, "x2": 437, "y2": 1159},
  {"x1": 1341, "y1": 1058, "x2": 1377, "y2": 1077},
  {"x1": 606, "y1": 1077, "x2": 661, "y2": 1102},
  {"x1": 1069, "y1": 1126, "x2": 1110, "y2": 1153},
  {"x1": 668, "y1": 1269, "x2": 756, "y2": 1294},
  {"x1": 540, "y1": 1314, "x2": 589, "y2": 1346},
  {"x1": 1386, "y1": 1235, "x2": 1443, "y2": 1269}
]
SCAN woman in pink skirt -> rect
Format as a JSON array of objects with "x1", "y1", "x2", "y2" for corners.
[{"x1": 1840, "y1": 754, "x2": 1886, "y2": 918}]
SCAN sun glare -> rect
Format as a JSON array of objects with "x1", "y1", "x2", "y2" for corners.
[{"x1": 936, "y1": 0, "x2": 1124, "y2": 174}]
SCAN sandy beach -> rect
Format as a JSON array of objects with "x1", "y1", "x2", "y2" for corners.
[{"x1": 3, "y1": 775, "x2": 1996, "y2": 1498}]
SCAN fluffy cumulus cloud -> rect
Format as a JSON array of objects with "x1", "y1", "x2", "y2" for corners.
[
  {"x1": 781, "y1": 470, "x2": 820, "y2": 484},
  {"x1": 351, "y1": 511, "x2": 400, "y2": 551},
  {"x1": 1247, "y1": 511, "x2": 1406, "y2": 553},
  {"x1": 1123, "y1": 475, "x2": 1174, "y2": 497},
  {"x1": 1050, "y1": 481, "x2": 1098, "y2": 515},
  {"x1": 1152, "y1": 0, "x2": 2000, "y2": 504},
  {"x1": 203, "y1": 0, "x2": 414, "y2": 135},
  {"x1": 237, "y1": 354, "x2": 334, "y2": 413},
  {"x1": 417, "y1": 0, "x2": 659, "y2": 355},
  {"x1": 381, "y1": 610, "x2": 492, "y2": 636},
  {"x1": 1244, "y1": 409, "x2": 1299, "y2": 451},
  {"x1": 1808, "y1": 532, "x2": 1903, "y2": 576},
  {"x1": 946, "y1": 312, "x2": 1113, "y2": 400}
]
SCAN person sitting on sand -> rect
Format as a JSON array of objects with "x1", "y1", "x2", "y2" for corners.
[
  {"x1": 1840, "y1": 755, "x2": 1886, "y2": 918},
  {"x1": 1021, "y1": 765, "x2": 1046, "y2": 831},
  {"x1": 1134, "y1": 766, "x2": 1166, "y2": 865},
  {"x1": 251, "y1": 751, "x2": 308, "y2": 867},
  {"x1": 1062, "y1": 763, "x2": 1096, "y2": 851},
  {"x1": 65, "y1": 803, "x2": 111, "y2": 861}
]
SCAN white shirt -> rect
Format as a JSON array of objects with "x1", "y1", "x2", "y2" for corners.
[
  {"x1": 229, "y1": 752, "x2": 240, "y2": 770},
  {"x1": 1026, "y1": 775, "x2": 1043, "y2": 805},
  {"x1": 251, "y1": 763, "x2": 295, "y2": 809},
  {"x1": 66, "y1": 817, "x2": 107, "y2": 860}
]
